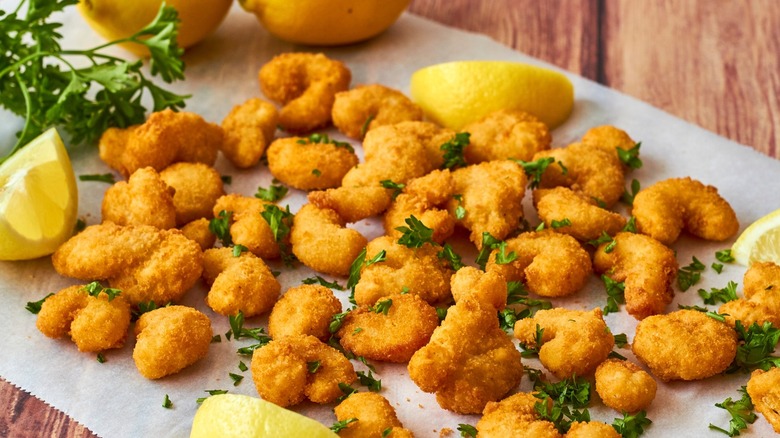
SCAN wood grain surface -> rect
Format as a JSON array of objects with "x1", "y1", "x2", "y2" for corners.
[{"x1": 1, "y1": 1, "x2": 778, "y2": 437}]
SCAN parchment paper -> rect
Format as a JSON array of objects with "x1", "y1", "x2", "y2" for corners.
[{"x1": 1, "y1": 3, "x2": 779, "y2": 437}]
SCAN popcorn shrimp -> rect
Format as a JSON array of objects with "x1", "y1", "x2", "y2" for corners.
[
  {"x1": 462, "y1": 109, "x2": 552, "y2": 163},
  {"x1": 180, "y1": 218, "x2": 216, "y2": 251},
  {"x1": 220, "y1": 98, "x2": 278, "y2": 168},
  {"x1": 594, "y1": 358, "x2": 657, "y2": 413},
  {"x1": 580, "y1": 125, "x2": 638, "y2": 158},
  {"x1": 383, "y1": 169, "x2": 457, "y2": 243},
  {"x1": 160, "y1": 162, "x2": 225, "y2": 226},
  {"x1": 268, "y1": 284, "x2": 342, "y2": 341},
  {"x1": 101, "y1": 167, "x2": 176, "y2": 229},
  {"x1": 290, "y1": 204, "x2": 367, "y2": 276},
  {"x1": 258, "y1": 52, "x2": 351, "y2": 133},
  {"x1": 267, "y1": 136, "x2": 358, "y2": 191},
  {"x1": 332, "y1": 84, "x2": 423, "y2": 139},
  {"x1": 719, "y1": 261, "x2": 780, "y2": 327},
  {"x1": 632, "y1": 177, "x2": 739, "y2": 245},
  {"x1": 476, "y1": 392, "x2": 561, "y2": 438},
  {"x1": 450, "y1": 266, "x2": 507, "y2": 311},
  {"x1": 308, "y1": 186, "x2": 393, "y2": 223},
  {"x1": 334, "y1": 392, "x2": 414, "y2": 438},
  {"x1": 212, "y1": 194, "x2": 283, "y2": 260},
  {"x1": 201, "y1": 248, "x2": 281, "y2": 317},
  {"x1": 747, "y1": 367, "x2": 780, "y2": 433},
  {"x1": 533, "y1": 187, "x2": 626, "y2": 242}
]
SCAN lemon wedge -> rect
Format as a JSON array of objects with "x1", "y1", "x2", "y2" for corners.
[
  {"x1": 0, "y1": 128, "x2": 78, "y2": 261},
  {"x1": 732, "y1": 208, "x2": 780, "y2": 266},
  {"x1": 410, "y1": 60, "x2": 574, "y2": 130},
  {"x1": 190, "y1": 393, "x2": 338, "y2": 438}
]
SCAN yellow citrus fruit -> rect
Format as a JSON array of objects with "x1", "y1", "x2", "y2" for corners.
[
  {"x1": 732, "y1": 208, "x2": 780, "y2": 266},
  {"x1": 410, "y1": 61, "x2": 575, "y2": 130},
  {"x1": 190, "y1": 393, "x2": 338, "y2": 438},
  {"x1": 77, "y1": 0, "x2": 233, "y2": 56},
  {"x1": 239, "y1": 0, "x2": 410, "y2": 46},
  {"x1": 0, "y1": 129, "x2": 78, "y2": 261}
]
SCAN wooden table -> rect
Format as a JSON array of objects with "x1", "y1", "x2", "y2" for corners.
[{"x1": 1, "y1": 0, "x2": 778, "y2": 436}]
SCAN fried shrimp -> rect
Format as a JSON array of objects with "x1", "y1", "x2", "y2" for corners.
[
  {"x1": 450, "y1": 266, "x2": 507, "y2": 311},
  {"x1": 719, "y1": 261, "x2": 780, "y2": 327},
  {"x1": 743, "y1": 261, "x2": 780, "y2": 297},
  {"x1": 36, "y1": 284, "x2": 131, "y2": 352},
  {"x1": 476, "y1": 392, "x2": 561, "y2": 438},
  {"x1": 334, "y1": 392, "x2": 414, "y2": 438},
  {"x1": 566, "y1": 421, "x2": 621, "y2": 438},
  {"x1": 99, "y1": 109, "x2": 223, "y2": 177},
  {"x1": 408, "y1": 297, "x2": 524, "y2": 414},
  {"x1": 533, "y1": 187, "x2": 627, "y2": 242},
  {"x1": 594, "y1": 358, "x2": 657, "y2": 413},
  {"x1": 747, "y1": 367, "x2": 780, "y2": 433},
  {"x1": 486, "y1": 230, "x2": 592, "y2": 298},
  {"x1": 593, "y1": 232, "x2": 678, "y2": 320},
  {"x1": 220, "y1": 98, "x2": 278, "y2": 168},
  {"x1": 462, "y1": 109, "x2": 552, "y2": 163},
  {"x1": 133, "y1": 305, "x2": 212, "y2": 379},
  {"x1": 250, "y1": 334, "x2": 357, "y2": 407},
  {"x1": 354, "y1": 235, "x2": 453, "y2": 306},
  {"x1": 341, "y1": 121, "x2": 455, "y2": 188},
  {"x1": 290, "y1": 204, "x2": 367, "y2": 276},
  {"x1": 632, "y1": 177, "x2": 739, "y2": 245},
  {"x1": 201, "y1": 248, "x2": 281, "y2": 317},
  {"x1": 267, "y1": 136, "x2": 358, "y2": 190},
  {"x1": 514, "y1": 307, "x2": 614, "y2": 379},
  {"x1": 632, "y1": 309, "x2": 737, "y2": 381},
  {"x1": 446, "y1": 160, "x2": 527, "y2": 248},
  {"x1": 52, "y1": 222, "x2": 203, "y2": 305},
  {"x1": 258, "y1": 52, "x2": 351, "y2": 133},
  {"x1": 160, "y1": 162, "x2": 225, "y2": 226},
  {"x1": 180, "y1": 218, "x2": 216, "y2": 251},
  {"x1": 212, "y1": 194, "x2": 285, "y2": 260},
  {"x1": 101, "y1": 167, "x2": 176, "y2": 229},
  {"x1": 580, "y1": 125, "x2": 638, "y2": 158},
  {"x1": 533, "y1": 142, "x2": 625, "y2": 207},
  {"x1": 308, "y1": 186, "x2": 393, "y2": 223},
  {"x1": 384, "y1": 169, "x2": 456, "y2": 243},
  {"x1": 332, "y1": 84, "x2": 423, "y2": 139},
  {"x1": 336, "y1": 293, "x2": 439, "y2": 363},
  {"x1": 268, "y1": 284, "x2": 342, "y2": 341}
]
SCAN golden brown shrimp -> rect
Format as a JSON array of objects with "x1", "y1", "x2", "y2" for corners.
[
  {"x1": 580, "y1": 125, "x2": 638, "y2": 158},
  {"x1": 747, "y1": 367, "x2": 780, "y2": 433},
  {"x1": 268, "y1": 284, "x2": 342, "y2": 341},
  {"x1": 485, "y1": 229, "x2": 591, "y2": 298},
  {"x1": 179, "y1": 218, "x2": 216, "y2": 251},
  {"x1": 743, "y1": 261, "x2": 780, "y2": 297},
  {"x1": 160, "y1": 162, "x2": 225, "y2": 226},
  {"x1": 593, "y1": 232, "x2": 677, "y2": 320},
  {"x1": 258, "y1": 52, "x2": 351, "y2": 133},
  {"x1": 477, "y1": 392, "x2": 561, "y2": 438},
  {"x1": 383, "y1": 169, "x2": 457, "y2": 243},
  {"x1": 533, "y1": 187, "x2": 627, "y2": 242},
  {"x1": 594, "y1": 358, "x2": 657, "y2": 413},
  {"x1": 719, "y1": 261, "x2": 780, "y2": 327},
  {"x1": 450, "y1": 266, "x2": 507, "y2": 311},
  {"x1": 267, "y1": 136, "x2": 358, "y2": 191},
  {"x1": 212, "y1": 194, "x2": 285, "y2": 260},
  {"x1": 290, "y1": 204, "x2": 367, "y2": 276},
  {"x1": 566, "y1": 422, "x2": 621, "y2": 438},
  {"x1": 201, "y1": 248, "x2": 280, "y2": 317},
  {"x1": 332, "y1": 84, "x2": 423, "y2": 139},
  {"x1": 308, "y1": 186, "x2": 393, "y2": 223},
  {"x1": 220, "y1": 98, "x2": 278, "y2": 168},
  {"x1": 463, "y1": 109, "x2": 552, "y2": 163},
  {"x1": 333, "y1": 392, "x2": 414, "y2": 438},
  {"x1": 632, "y1": 177, "x2": 739, "y2": 245},
  {"x1": 101, "y1": 167, "x2": 176, "y2": 229}
]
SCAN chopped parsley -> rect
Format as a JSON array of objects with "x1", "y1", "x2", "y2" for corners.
[
  {"x1": 617, "y1": 142, "x2": 643, "y2": 169},
  {"x1": 440, "y1": 132, "x2": 470, "y2": 169},
  {"x1": 613, "y1": 410, "x2": 652, "y2": 438},
  {"x1": 162, "y1": 394, "x2": 172, "y2": 409},
  {"x1": 613, "y1": 333, "x2": 629, "y2": 348},
  {"x1": 712, "y1": 263, "x2": 725, "y2": 274},
  {"x1": 453, "y1": 194, "x2": 466, "y2": 219},
  {"x1": 519, "y1": 324, "x2": 545, "y2": 358},
  {"x1": 220, "y1": 175, "x2": 232, "y2": 185},
  {"x1": 369, "y1": 298, "x2": 393, "y2": 315},
  {"x1": 302, "y1": 275, "x2": 344, "y2": 290},
  {"x1": 474, "y1": 232, "x2": 510, "y2": 270},
  {"x1": 232, "y1": 244, "x2": 247, "y2": 257},
  {"x1": 360, "y1": 114, "x2": 375, "y2": 137},
  {"x1": 346, "y1": 248, "x2": 387, "y2": 296},
  {"x1": 238, "y1": 361, "x2": 248, "y2": 372},
  {"x1": 514, "y1": 157, "x2": 555, "y2": 189},
  {"x1": 209, "y1": 210, "x2": 233, "y2": 247},
  {"x1": 307, "y1": 360, "x2": 321, "y2": 374},
  {"x1": 380, "y1": 179, "x2": 405, "y2": 199},
  {"x1": 728, "y1": 321, "x2": 780, "y2": 372},
  {"x1": 716, "y1": 249, "x2": 736, "y2": 263},
  {"x1": 196, "y1": 389, "x2": 228, "y2": 404},
  {"x1": 677, "y1": 256, "x2": 706, "y2": 292},
  {"x1": 588, "y1": 231, "x2": 616, "y2": 252},
  {"x1": 437, "y1": 243, "x2": 464, "y2": 270},
  {"x1": 601, "y1": 275, "x2": 626, "y2": 315},
  {"x1": 329, "y1": 310, "x2": 351, "y2": 334},
  {"x1": 494, "y1": 241, "x2": 518, "y2": 265},
  {"x1": 96, "y1": 353, "x2": 106, "y2": 363},
  {"x1": 621, "y1": 178, "x2": 641, "y2": 205},
  {"x1": 699, "y1": 281, "x2": 739, "y2": 305},
  {"x1": 260, "y1": 204, "x2": 295, "y2": 266},
  {"x1": 395, "y1": 215, "x2": 435, "y2": 248},
  {"x1": 229, "y1": 373, "x2": 243, "y2": 386},
  {"x1": 551, "y1": 218, "x2": 571, "y2": 229},
  {"x1": 330, "y1": 418, "x2": 358, "y2": 433},
  {"x1": 78, "y1": 173, "x2": 115, "y2": 184},
  {"x1": 255, "y1": 180, "x2": 288, "y2": 202},
  {"x1": 457, "y1": 424, "x2": 478, "y2": 437},
  {"x1": 298, "y1": 133, "x2": 354, "y2": 153},
  {"x1": 311, "y1": 168, "x2": 321, "y2": 176},
  {"x1": 709, "y1": 387, "x2": 756, "y2": 437},
  {"x1": 82, "y1": 281, "x2": 121, "y2": 301},
  {"x1": 25, "y1": 293, "x2": 53, "y2": 314},
  {"x1": 623, "y1": 216, "x2": 637, "y2": 233},
  {"x1": 357, "y1": 370, "x2": 382, "y2": 392},
  {"x1": 336, "y1": 382, "x2": 358, "y2": 402}
]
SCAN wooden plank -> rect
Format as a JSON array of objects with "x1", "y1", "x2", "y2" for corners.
[{"x1": 601, "y1": 0, "x2": 780, "y2": 156}]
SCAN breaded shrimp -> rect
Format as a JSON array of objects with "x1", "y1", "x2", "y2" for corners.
[
  {"x1": 744, "y1": 261, "x2": 780, "y2": 297},
  {"x1": 251, "y1": 334, "x2": 357, "y2": 407},
  {"x1": 747, "y1": 367, "x2": 780, "y2": 433},
  {"x1": 533, "y1": 187, "x2": 626, "y2": 242},
  {"x1": 719, "y1": 262, "x2": 780, "y2": 327},
  {"x1": 632, "y1": 177, "x2": 739, "y2": 245},
  {"x1": 476, "y1": 392, "x2": 561, "y2": 438},
  {"x1": 268, "y1": 284, "x2": 342, "y2": 341},
  {"x1": 593, "y1": 232, "x2": 677, "y2": 320},
  {"x1": 160, "y1": 162, "x2": 225, "y2": 226},
  {"x1": 180, "y1": 218, "x2": 216, "y2": 251},
  {"x1": 220, "y1": 98, "x2": 278, "y2": 168},
  {"x1": 333, "y1": 392, "x2": 414, "y2": 438},
  {"x1": 212, "y1": 194, "x2": 284, "y2": 260},
  {"x1": 384, "y1": 169, "x2": 457, "y2": 243},
  {"x1": 514, "y1": 307, "x2": 614, "y2": 379},
  {"x1": 332, "y1": 84, "x2": 423, "y2": 139},
  {"x1": 308, "y1": 186, "x2": 393, "y2": 223},
  {"x1": 486, "y1": 230, "x2": 592, "y2": 298},
  {"x1": 533, "y1": 143, "x2": 625, "y2": 208},
  {"x1": 594, "y1": 358, "x2": 657, "y2": 413},
  {"x1": 566, "y1": 421, "x2": 621, "y2": 438},
  {"x1": 201, "y1": 248, "x2": 280, "y2": 317},
  {"x1": 580, "y1": 125, "x2": 638, "y2": 158},
  {"x1": 101, "y1": 167, "x2": 176, "y2": 229},
  {"x1": 100, "y1": 109, "x2": 223, "y2": 177},
  {"x1": 408, "y1": 297, "x2": 524, "y2": 414},
  {"x1": 36, "y1": 284, "x2": 131, "y2": 352},
  {"x1": 462, "y1": 109, "x2": 552, "y2": 163},
  {"x1": 446, "y1": 160, "x2": 527, "y2": 249},
  {"x1": 337, "y1": 293, "x2": 439, "y2": 363},
  {"x1": 450, "y1": 266, "x2": 507, "y2": 311},
  {"x1": 267, "y1": 136, "x2": 358, "y2": 190},
  {"x1": 133, "y1": 305, "x2": 212, "y2": 379},
  {"x1": 258, "y1": 52, "x2": 351, "y2": 133},
  {"x1": 290, "y1": 204, "x2": 367, "y2": 276},
  {"x1": 354, "y1": 235, "x2": 453, "y2": 306},
  {"x1": 52, "y1": 222, "x2": 203, "y2": 305},
  {"x1": 98, "y1": 125, "x2": 138, "y2": 173},
  {"x1": 632, "y1": 309, "x2": 737, "y2": 381}
]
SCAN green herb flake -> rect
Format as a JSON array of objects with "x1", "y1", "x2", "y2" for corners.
[
  {"x1": 613, "y1": 410, "x2": 652, "y2": 438},
  {"x1": 162, "y1": 394, "x2": 172, "y2": 409},
  {"x1": 380, "y1": 179, "x2": 405, "y2": 199},
  {"x1": 708, "y1": 387, "x2": 756, "y2": 437},
  {"x1": 437, "y1": 243, "x2": 464, "y2": 270},
  {"x1": 311, "y1": 168, "x2": 321, "y2": 176},
  {"x1": 255, "y1": 181, "x2": 288, "y2": 202},
  {"x1": 699, "y1": 281, "x2": 739, "y2": 305},
  {"x1": 78, "y1": 173, "x2": 115, "y2": 184},
  {"x1": 453, "y1": 193, "x2": 466, "y2": 219},
  {"x1": 25, "y1": 293, "x2": 53, "y2": 314},
  {"x1": 716, "y1": 249, "x2": 736, "y2": 263},
  {"x1": 302, "y1": 275, "x2": 344, "y2": 290},
  {"x1": 209, "y1": 210, "x2": 233, "y2": 247},
  {"x1": 196, "y1": 389, "x2": 228, "y2": 404},
  {"x1": 621, "y1": 178, "x2": 641, "y2": 205},
  {"x1": 330, "y1": 418, "x2": 358, "y2": 433},
  {"x1": 260, "y1": 204, "x2": 295, "y2": 266},
  {"x1": 229, "y1": 373, "x2": 243, "y2": 386},
  {"x1": 514, "y1": 157, "x2": 555, "y2": 189},
  {"x1": 395, "y1": 215, "x2": 434, "y2": 248},
  {"x1": 457, "y1": 424, "x2": 478, "y2": 437},
  {"x1": 712, "y1": 262, "x2": 725, "y2": 274},
  {"x1": 96, "y1": 353, "x2": 106, "y2": 363},
  {"x1": 613, "y1": 333, "x2": 629, "y2": 348},
  {"x1": 440, "y1": 132, "x2": 470, "y2": 169},
  {"x1": 357, "y1": 370, "x2": 382, "y2": 392},
  {"x1": 602, "y1": 275, "x2": 626, "y2": 315},
  {"x1": 360, "y1": 114, "x2": 375, "y2": 138},
  {"x1": 82, "y1": 281, "x2": 121, "y2": 301},
  {"x1": 677, "y1": 256, "x2": 706, "y2": 292},
  {"x1": 551, "y1": 218, "x2": 572, "y2": 229},
  {"x1": 617, "y1": 142, "x2": 643, "y2": 169},
  {"x1": 238, "y1": 361, "x2": 248, "y2": 372},
  {"x1": 369, "y1": 299, "x2": 393, "y2": 315},
  {"x1": 232, "y1": 244, "x2": 247, "y2": 257}
]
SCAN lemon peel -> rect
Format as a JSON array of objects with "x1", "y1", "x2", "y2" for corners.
[{"x1": 732, "y1": 208, "x2": 780, "y2": 266}]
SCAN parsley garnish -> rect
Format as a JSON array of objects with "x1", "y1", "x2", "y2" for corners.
[
  {"x1": 311, "y1": 168, "x2": 321, "y2": 176},
  {"x1": 255, "y1": 180, "x2": 288, "y2": 202},
  {"x1": 162, "y1": 394, "x2": 172, "y2": 409},
  {"x1": 617, "y1": 142, "x2": 643, "y2": 169},
  {"x1": 457, "y1": 424, "x2": 478, "y2": 437},
  {"x1": 474, "y1": 232, "x2": 512, "y2": 270},
  {"x1": 380, "y1": 179, "x2": 405, "y2": 199},
  {"x1": 601, "y1": 275, "x2": 626, "y2": 315},
  {"x1": 226, "y1": 311, "x2": 272, "y2": 355},
  {"x1": 728, "y1": 321, "x2": 780, "y2": 372},
  {"x1": 360, "y1": 114, "x2": 375, "y2": 137},
  {"x1": 534, "y1": 374, "x2": 591, "y2": 408},
  {"x1": 78, "y1": 173, "x2": 115, "y2": 184},
  {"x1": 220, "y1": 175, "x2": 232, "y2": 185},
  {"x1": 395, "y1": 215, "x2": 434, "y2": 248},
  {"x1": 436, "y1": 307, "x2": 448, "y2": 321},
  {"x1": 712, "y1": 263, "x2": 725, "y2": 274},
  {"x1": 196, "y1": 389, "x2": 228, "y2": 404},
  {"x1": 519, "y1": 324, "x2": 545, "y2": 358},
  {"x1": 613, "y1": 333, "x2": 629, "y2": 348},
  {"x1": 623, "y1": 216, "x2": 637, "y2": 233},
  {"x1": 453, "y1": 194, "x2": 466, "y2": 219},
  {"x1": 336, "y1": 382, "x2": 358, "y2": 402},
  {"x1": 382, "y1": 428, "x2": 392, "y2": 438},
  {"x1": 229, "y1": 373, "x2": 243, "y2": 386},
  {"x1": 551, "y1": 218, "x2": 572, "y2": 229},
  {"x1": 501, "y1": 282, "x2": 552, "y2": 329},
  {"x1": 699, "y1": 281, "x2": 739, "y2": 305},
  {"x1": 260, "y1": 204, "x2": 295, "y2": 266},
  {"x1": 211, "y1": 335, "x2": 221, "y2": 343},
  {"x1": 709, "y1": 387, "x2": 756, "y2": 436},
  {"x1": 613, "y1": 410, "x2": 652, "y2": 438},
  {"x1": 238, "y1": 361, "x2": 248, "y2": 372},
  {"x1": 678, "y1": 256, "x2": 706, "y2": 291},
  {"x1": 298, "y1": 133, "x2": 354, "y2": 153},
  {"x1": 329, "y1": 310, "x2": 351, "y2": 334},
  {"x1": 587, "y1": 231, "x2": 616, "y2": 252},
  {"x1": 621, "y1": 178, "x2": 641, "y2": 205},
  {"x1": 25, "y1": 293, "x2": 53, "y2": 314},
  {"x1": 82, "y1": 281, "x2": 121, "y2": 301},
  {"x1": 494, "y1": 241, "x2": 518, "y2": 265},
  {"x1": 678, "y1": 304, "x2": 726, "y2": 322},
  {"x1": 346, "y1": 248, "x2": 387, "y2": 295},
  {"x1": 369, "y1": 299, "x2": 393, "y2": 315},
  {"x1": 302, "y1": 275, "x2": 344, "y2": 290},
  {"x1": 96, "y1": 353, "x2": 106, "y2": 363},
  {"x1": 330, "y1": 418, "x2": 358, "y2": 433},
  {"x1": 716, "y1": 249, "x2": 736, "y2": 263},
  {"x1": 357, "y1": 370, "x2": 382, "y2": 392},
  {"x1": 440, "y1": 132, "x2": 470, "y2": 169},
  {"x1": 209, "y1": 210, "x2": 233, "y2": 247},
  {"x1": 437, "y1": 243, "x2": 464, "y2": 270},
  {"x1": 514, "y1": 157, "x2": 555, "y2": 189},
  {"x1": 232, "y1": 244, "x2": 247, "y2": 257}
]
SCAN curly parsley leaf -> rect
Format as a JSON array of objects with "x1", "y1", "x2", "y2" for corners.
[
  {"x1": 534, "y1": 374, "x2": 591, "y2": 408},
  {"x1": 613, "y1": 410, "x2": 652, "y2": 438},
  {"x1": 728, "y1": 321, "x2": 780, "y2": 372},
  {"x1": 395, "y1": 215, "x2": 434, "y2": 248},
  {"x1": 255, "y1": 180, "x2": 288, "y2": 202},
  {"x1": 699, "y1": 281, "x2": 739, "y2": 305},
  {"x1": 440, "y1": 132, "x2": 470, "y2": 169},
  {"x1": 514, "y1": 157, "x2": 555, "y2": 189},
  {"x1": 708, "y1": 387, "x2": 756, "y2": 437},
  {"x1": 617, "y1": 142, "x2": 643, "y2": 169}
]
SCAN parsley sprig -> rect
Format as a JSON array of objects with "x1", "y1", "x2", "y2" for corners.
[
  {"x1": 440, "y1": 132, "x2": 470, "y2": 169},
  {"x1": 613, "y1": 410, "x2": 652, "y2": 438},
  {"x1": 601, "y1": 275, "x2": 626, "y2": 315},
  {"x1": 513, "y1": 157, "x2": 555, "y2": 189},
  {"x1": 255, "y1": 180, "x2": 288, "y2": 202},
  {"x1": 728, "y1": 321, "x2": 780, "y2": 372},
  {"x1": 395, "y1": 215, "x2": 434, "y2": 248},
  {"x1": 699, "y1": 281, "x2": 739, "y2": 305},
  {"x1": 617, "y1": 142, "x2": 643, "y2": 169},
  {"x1": 709, "y1": 387, "x2": 756, "y2": 436},
  {"x1": 260, "y1": 204, "x2": 295, "y2": 266},
  {"x1": 82, "y1": 281, "x2": 121, "y2": 301},
  {"x1": 678, "y1": 256, "x2": 706, "y2": 292}
]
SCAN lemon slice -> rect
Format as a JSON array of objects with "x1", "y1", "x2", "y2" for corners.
[
  {"x1": 0, "y1": 128, "x2": 78, "y2": 261},
  {"x1": 190, "y1": 394, "x2": 338, "y2": 438},
  {"x1": 410, "y1": 60, "x2": 574, "y2": 130},
  {"x1": 732, "y1": 208, "x2": 780, "y2": 266}
]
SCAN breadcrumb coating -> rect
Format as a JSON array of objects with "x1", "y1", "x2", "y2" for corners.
[
  {"x1": 212, "y1": 194, "x2": 284, "y2": 260},
  {"x1": 160, "y1": 162, "x2": 225, "y2": 226},
  {"x1": 334, "y1": 392, "x2": 414, "y2": 438},
  {"x1": 290, "y1": 204, "x2": 367, "y2": 276},
  {"x1": 267, "y1": 136, "x2": 358, "y2": 190},
  {"x1": 463, "y1": 109, "x2": 552, "y2": 164},
  {"x1": 533, "y1": 187, "x2": 626, "y2": 242},
  {"x1": 220, "y1": 98, "x2": 278, "y2": 168},
  {"x1": 101, "y1": 167, "x2": 176, "y2": 229},
  {"x1": 384, "y1": 169, "x2": 457, "y2": 244},
  {"x1": 332, "y1": 84, "x2": 423, "y2": 139},
  {"x1": 308, "y1": 186, "x2": 393, "y2": 223},
  {"x1": 202, "y1": 248, "x2": 280, "y2": 317},
  {"x1": 268, "y1": 284, "x2": 342, "y2": 341},
  {"x1": 594, "y1": 358, "x2": 657, "y2": 413},
  {"x1": 747, "y1": 367, "x2": 780, "y2": 433}
]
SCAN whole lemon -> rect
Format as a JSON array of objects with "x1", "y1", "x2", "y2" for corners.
[
  {"x1": 240, "y1": 0, "x2": 410, "y2": 46},
  {"x1": 77, "y1": 0, "x2": 233, "y2": 56}
]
